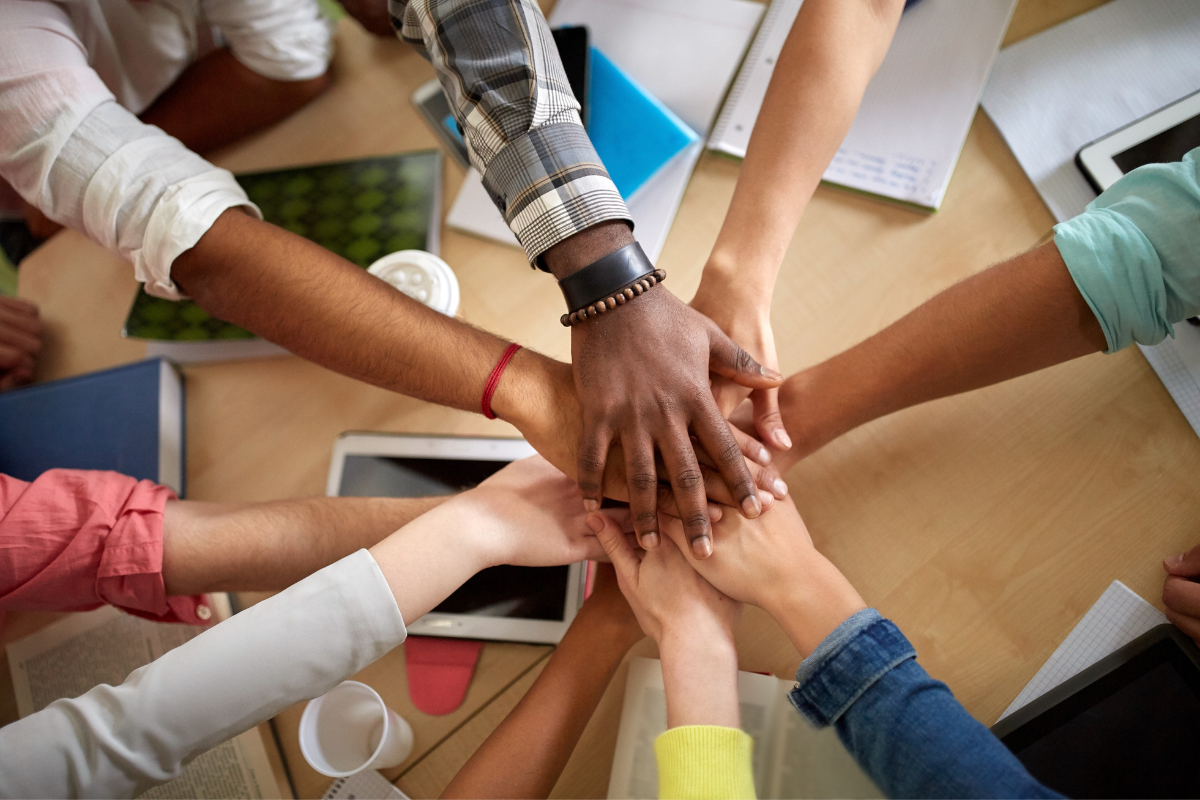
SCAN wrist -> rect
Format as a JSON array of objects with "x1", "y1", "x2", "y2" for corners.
[
  {"x1": 542, "y1": 220, "x2": 635, "y2": 280},
  {"x1": 659, "y1": 625, "x2": 740, "y2": 729},
  {"x1": 694, "y1": 258, "x2": 773, "y2": 322},
  {"x1": 762, "y1": 555, "x2": 866, "y2": 658}
]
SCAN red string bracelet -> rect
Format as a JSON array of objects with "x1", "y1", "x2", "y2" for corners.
[{"x1": 481, "y1": 343, "x2": 522, "y2": 420}]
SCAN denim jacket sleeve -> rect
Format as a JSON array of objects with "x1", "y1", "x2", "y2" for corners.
[{"x1": 788, "y1": 609, "x2": 1061, "y2": 799}]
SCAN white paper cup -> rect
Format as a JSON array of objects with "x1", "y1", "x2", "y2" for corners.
[
  {"x1": 367, "y1": 250, "x2": 460, "y2": 317},
  {"x1": 299, "y1": 681, "x2": 414, "y2": 777}
]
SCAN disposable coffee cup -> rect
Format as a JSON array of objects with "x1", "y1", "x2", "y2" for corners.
[
  {"x1": 368, "y1": 250, "x2": 460, "y2": 317},
  {"x1": 299, "y1": 681, "x2": 414, "y2": 777}
]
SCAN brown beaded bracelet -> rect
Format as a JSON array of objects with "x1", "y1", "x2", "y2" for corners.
[{"x1": 559, "y1": 269, "x2": 667, "y2": 327}]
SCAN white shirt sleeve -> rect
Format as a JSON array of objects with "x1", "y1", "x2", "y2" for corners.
[
  {"x1": 0, "y1": 0, "x2": 261, "y2": 300},
  {"x1": 0, "y1": 549, "x2": 407, "y2": 799},
  {"x1": 203, "y1": 0, "x2": 334, "y2": 81}
]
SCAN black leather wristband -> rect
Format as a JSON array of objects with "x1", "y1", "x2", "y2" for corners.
[{"x1": 557, "y1": 242, "x2": 655, "y2": 311}]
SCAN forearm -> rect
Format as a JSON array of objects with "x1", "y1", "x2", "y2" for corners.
[
  {"x1": 172, "y1": 209, "x2": 517, "y2": 411},
  {"x1": 700, "y1": 0, "x2": 904, "y2": 303},
  {"x1": 778, "y1": 242, "x2": 1107, "y2": 465},
  {"x1": 441, "y1": 604, "x2": 642, "y2": 799},
  {"x1": 765, "y1": 555, "x2": 866, "y2": 660},
  {"x1": 660, "y1": 624, "x2": 741, "y2": 729},
  {"x1": 161, "y1": 495, "x2": 445, "y2": 595},
  {"x1": 140, "y1": 48, "x2": 328, "y2": 155}
]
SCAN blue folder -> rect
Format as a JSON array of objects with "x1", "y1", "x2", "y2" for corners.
[
  {"x1": 0, "y1": 358, "x2": 185, "y2": 495},
  {"x1": 587, "y1": 48, "x2": 699, "y2": 199}
]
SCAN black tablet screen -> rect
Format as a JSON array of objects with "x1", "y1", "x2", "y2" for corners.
[
  {"x1": 1001, "y1": 638, "x2": 1200, "y2": 798},
  {"x1": 1113, "y1": 113, "x2": 1200, "y2": 174},
  {"x1": 339, "y1": 455, "x2": 570, "y2": 621}
]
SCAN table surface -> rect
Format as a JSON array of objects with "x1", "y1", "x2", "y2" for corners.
[{"x1": 6, "y1": 0, "x2": 1200, "y2": 797}]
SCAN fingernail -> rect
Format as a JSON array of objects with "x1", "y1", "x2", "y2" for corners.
[
  {"x1": 741, "y1": 494, "x2": 762, "y2": 518},
  {"x1": 760, "y1": 366, "x2": 783, "y2": 380},
  {"x1": 774, "y1": 429, "x2": 792, "y2": 450},
  {"x1": 585, "y1": 513, "x2": 604, "y2": 533},
  {"x1": 641, "y1": 531, "x2": 660, "y2": 549},
  {"x1": 692, "y1": 536, "x2": 713, "y2": 559},
  {"x1": 707, "y1": 504, "x2": 723, "y2": 522},
  {"x1": 1166, "y1": 553, "x2": 1184, "y2": 569},
  {"x1": 773, "y1": 478, "x2": 789, "y2": 498},
  {"x1": 760, "y1": 491, "x2": 774, "y2": 509},
  {"x1": 583, "y1": 498, "x2": 600, "y2": 513},
  {"x1": 755, "y1": 445, "x2": 771, "y2": 466}
]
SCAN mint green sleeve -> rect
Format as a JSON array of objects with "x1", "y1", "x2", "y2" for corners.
[{"x1": 1053, "y1": 147, "x2": 1200, "y2": 353}]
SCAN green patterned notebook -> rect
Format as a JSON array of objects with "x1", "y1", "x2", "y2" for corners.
[{"x1": 123, "y1": 150, "x2": 441, "y2": 360}]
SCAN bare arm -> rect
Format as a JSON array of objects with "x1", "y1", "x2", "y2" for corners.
[
  {"x1": 160, "y1": 495, "x2": 445, "y2": 596},
  {"x1": 140, "y1": 48, "x2": 328, "y2": 155},
  {"x1": 773, "y1": 241, "x2": 1107, "y2": 470},
  {"x1": 692, "y1": 0, "x2": 905, "y2": 446},
  {"x1": 441, "y1": 564, "x2": 643, "y2": 799}
]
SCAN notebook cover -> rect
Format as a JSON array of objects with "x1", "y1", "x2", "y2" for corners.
[
  {"x1": 587, "y1": 48, "x2": 698, "y2": 199},
  {"x1": 0, "y1": 358, "x2": 184, "y2": 494},
  {"x1": 123, "y1": 151, "x2": 441, "y2": 343}
]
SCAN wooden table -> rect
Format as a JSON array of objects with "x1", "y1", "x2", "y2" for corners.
[{"x1": 6, "y1": 0, "x2": 1200, "y2": 796}]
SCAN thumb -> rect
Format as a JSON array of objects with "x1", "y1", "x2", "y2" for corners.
[
  {"x1": 708, "y1": 327, "x2": 782, "y2": 389},
  {"x1": 751, "y1": 387, "x2": 792, "y2": 452},
  {"x1": 1164, "y1": 541, "x2": 1200, "y2": 578},
  {"x1": 590, "y1": 512, "x2": 639, "y2": 580}
]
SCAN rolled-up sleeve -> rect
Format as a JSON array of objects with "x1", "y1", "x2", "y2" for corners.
[
  {"x1": 202, "y1": 0, "x2": 333, "y2": 81},
  {"x1": 388, "y1": 0, "x2": 631, "y2": 267},
  {"x1": 0, "y1": 0, "x2": 260, "y2": 300},
  {"x1": 1054, "y1": 148, "x2": 1200, "y2": 353}
]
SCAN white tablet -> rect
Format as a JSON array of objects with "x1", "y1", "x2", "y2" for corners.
[
  {"x1": 327, "y1": 432, "x2": 587, "y2": 644},
  {"x1": 1076, "y1": 90, "x2": 1200, "y2": 193}
]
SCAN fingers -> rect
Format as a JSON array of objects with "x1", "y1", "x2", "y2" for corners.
[
  {"x1": 658, "y1": 427, "x2": 717, "y2": 559},
  {"x1": 1163, "y1": 574, "x2": 1200, "y2": 618},
  {"x1": 589, "y1": 512, "x2": 641, "y2": 580},
  {"x1": 622, "y1": 431, "x2": 661, "y2": 550},
  {"x1": 576, "y1": 421, "x2": 614, "y2": 513},
  {"x1": 692, "y1": 405, "x2": 762, "y2": 522},
  {"x1": 0, "y1": 365, "x2": 33, "y2": 392},
  {"x1": 1164, "y1": 606, "x2": 1200, "y2": 645},
  {"x1": 1163, "y1": 542, "x2": 1200, "y2": 578},
  {"x1": 729, "y1": 424, "x2": 771, "y2": 466},
  {"x1": 751, "y1": 387, "x2": 792, "y2": 451},
  {"x1": 654, "y1": 483, "x2": 723, "y2": 523},
  {"x1": 707, "y1": 325, "x2": 782, "y2": 390}
]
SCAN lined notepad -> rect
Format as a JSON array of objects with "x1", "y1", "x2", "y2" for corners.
[{"x1": 997, "y1": 581, "x2": 1167, "y2": 722}]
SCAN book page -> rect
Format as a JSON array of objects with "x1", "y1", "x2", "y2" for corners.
[
  {"x1": 766, "y1": 681, "x2": 882, "y2": 799},
  {"x1": 7, "y1": 604, "x2": 283, "y2": 799}
]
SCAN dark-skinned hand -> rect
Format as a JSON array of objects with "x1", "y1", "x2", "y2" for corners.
[
  {"x1": 0, "y1": 296, "x2": 40, "y2": 392},
  {"x1": 571, "y1": 286, "x2": 782, "y2": 560}
]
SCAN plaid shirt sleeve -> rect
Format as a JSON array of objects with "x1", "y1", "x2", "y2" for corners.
[{"x1": 388, "y1": 0, "x2": 631, "y2": 268}]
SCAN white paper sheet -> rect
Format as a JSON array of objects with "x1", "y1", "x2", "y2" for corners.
[
  {"x1": 445, "y1": 0, "x2": 762, "y2": 261},
  {"x1": 981, "y1": 0, "x2": 1200, "y2": 438},
  {"x1": 998, "y1": 581, "x2": 1167, "y2": 722},
  {"x1": 710, "y1": 0, "x2": 1015, "y2": 209}
]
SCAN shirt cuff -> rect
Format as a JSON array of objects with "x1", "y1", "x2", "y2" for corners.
[
  {"x1": 480, "y1": 120, "x2": 632, "y2": 268},
  {"x1": 654, "y1": 725, "x2": 757, "y2": 800},
  {"x1": 788, "y1": 611, "x2": 916, "y2": 728},
  {"x1": 137, "y1": 170, "x2": 262, "y2": 300},
  {"x1": 1054, "y1": 208, "x2": 1171, "y2": 353}
]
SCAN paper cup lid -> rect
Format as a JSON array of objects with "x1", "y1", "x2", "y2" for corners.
[{"x1": 367, "y1": 250, "x2": 460, "y2": 317}]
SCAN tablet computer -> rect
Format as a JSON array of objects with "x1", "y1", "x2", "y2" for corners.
[
  {"x1": 327, "y1": 432, "x2": 587, "y2": 644},
  {"x1": 1076, "y1": 90, "x2": 1200, "y2": 193},
  {"x1": 992, "y1": 624, "x2": 1200, "y2": 798}
]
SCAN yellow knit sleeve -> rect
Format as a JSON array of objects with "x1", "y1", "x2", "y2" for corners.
[{"x1": 653, "y1": 725, "x2": 756, "y2": 799}]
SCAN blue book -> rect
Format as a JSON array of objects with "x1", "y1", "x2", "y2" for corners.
[
  {"x1": 0, "y1": 358, "x2": 184, "y2": 495},
  {"x1": 587, "y1": 47, "x2": 699, "y2": 199}
]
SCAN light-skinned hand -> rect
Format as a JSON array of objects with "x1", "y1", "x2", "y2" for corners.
[
  {"x1": 657, "y1": 497, "x2": 866, "y2": 658},
  {"x1": 1163, "y1": 542, "x2": 1200, "y2": 646}
]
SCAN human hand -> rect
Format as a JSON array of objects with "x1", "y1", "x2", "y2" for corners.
[
  {"x1": 572, "y1": 287, "x2": 782, "y2": 559},
  {"x1": 338, "y1": 0, "x2": 396, "y2": 36},
  {"x1": 505, "y1": 352, "x2": 787, "y2": 527},
  {"x1": 455, "y1": 455, "x2": 607, "y2": 568},
  {"x1": 592, "y1": 511, "x2": 742, "y2": 728},
  {"x1": 0, "y1": 296, "x2": 41, "y2": 391},
  {"x1": 1163, "y1": 542, "x2": 1200, "y2": 646},
  {"x1": 658, "y1": 497, "x2": 865, "y2": 657},
  {"x1": 691, "y1": 274, "x2": 790, "y2": 454},
  {"x1": 572, "y1": 562, "x2": 645, "y2": 650}
]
